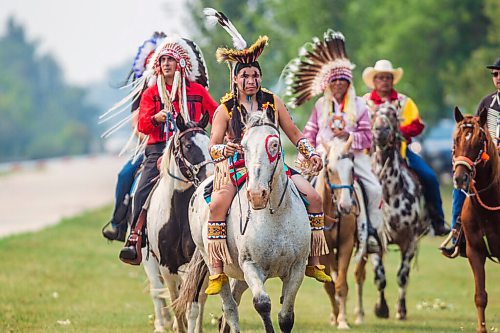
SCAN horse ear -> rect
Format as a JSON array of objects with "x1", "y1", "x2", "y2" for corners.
[
  {"x1": 478, "y1": 107, "x2": 488, "y2": 127},
  {"x1": 454, "y1": 106, "x2": 464, "y2": 123},
  {"x1": 176, "y1": 114, "x2": 187, "y2": 132},
  {"x1": 198, "y1": 111, "x2": 210, "y2": 129},
  {"x1": 266, "y1": 106, "x2": 276, "y2": 124}
]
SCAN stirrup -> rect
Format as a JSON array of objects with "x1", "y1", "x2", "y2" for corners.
[
  {"x1": 119, "y1": 232, "x2": 143, "y2": 265},
  {"x1": 439, "y1": 232, "x2": 459, "y2": 259}
]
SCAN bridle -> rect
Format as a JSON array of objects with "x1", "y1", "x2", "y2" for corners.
[
  {"x1": 452, "y1": 123, "x2": 489, "y2": 179},
  {"x1": 453, "y1": 122, "x2": 500, "y2": 211},
  {"x1": 325, "y1": 152, "x2": 355, "y2": 193},
  {"x1": 236, "y1": 119, "x2": 289, "y2": 235},
  {"x1": 169, "y1": 126, "x2": 212, "y2": 187},
  {"x1": 373, "y1": 108, "x2": 401, "y2": 151},
  {"x1": 324, "y1": 152, "x2": 356, "y2": 227}
]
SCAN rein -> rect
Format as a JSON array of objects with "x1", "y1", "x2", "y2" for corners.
[{"x1": 237, "y1": 120, "x2": 288, "y2": 235}]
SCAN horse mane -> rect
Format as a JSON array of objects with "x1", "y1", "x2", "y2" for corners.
[
  {"x1": 245, "y1": 111, "x2": 275, "y2": 130},
  {"x1": 326, "y1": 137, "x2": 349, "y2": 161}
]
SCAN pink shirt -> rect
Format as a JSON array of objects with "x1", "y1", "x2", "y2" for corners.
[{"x1": 303, "y1": 95, "x2": 373, "y2": 152}]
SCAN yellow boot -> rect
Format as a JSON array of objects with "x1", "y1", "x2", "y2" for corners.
[
  {"x1": 305, "y1": 264, "x2": 332, "y2": 283},
  {"x1": 205, "y1": 273, "x2": 229, "y2": 295}
]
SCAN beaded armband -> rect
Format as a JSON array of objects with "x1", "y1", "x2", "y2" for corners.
[
  {"x1": 296, "y1": 137, "x2": 319, "y2": 160},
  {"x1": 210, "y1": 144, "x2": 226, "y2": 162}
]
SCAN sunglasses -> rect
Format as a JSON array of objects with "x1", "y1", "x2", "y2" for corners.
[{"x1": 492, "y1": 72, "x2": 500, "y2": 77}]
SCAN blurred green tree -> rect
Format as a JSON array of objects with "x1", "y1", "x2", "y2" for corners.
[
  {"x1": 0, "y1": 18, "x2": 100, "y2": 162},
  {"x1": 186, "y1": 0, "x2": 498, "y2": 127}
]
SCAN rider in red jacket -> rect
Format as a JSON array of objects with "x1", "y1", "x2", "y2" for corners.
[{"x1": 119, "y1": 36, "x2": 217, "y2": 263}]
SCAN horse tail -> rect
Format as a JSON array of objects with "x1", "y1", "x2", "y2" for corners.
[{"x1": 172, "y1": 248, "x2": 208, "y2": 318}]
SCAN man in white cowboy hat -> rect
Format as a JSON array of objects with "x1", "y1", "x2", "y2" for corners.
[
  {"x1": 362, "y1": 59, "x2": 449, "y2": 236},
  {"x1": 441, "y1": 56, "x2": 500, "y2": 258}
]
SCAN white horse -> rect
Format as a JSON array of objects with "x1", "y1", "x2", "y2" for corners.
[
  {"x1": 143, "y1": 112, "x2": 213, "y2": 333},
  {"x1": 176, "y1": 110, "x2": 310, "y2": 333}
]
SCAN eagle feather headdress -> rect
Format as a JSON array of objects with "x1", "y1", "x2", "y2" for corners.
[
  {"x1": 99, "y1": 33, "x2": 210, "y2": 158},
  {"x1": 284, "y1": 30, "x2": 355, "y2": 108}
]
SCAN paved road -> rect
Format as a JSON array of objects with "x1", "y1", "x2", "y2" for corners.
[{"x1": 0, "y1": 155, "x2": 126, "y2": 238}]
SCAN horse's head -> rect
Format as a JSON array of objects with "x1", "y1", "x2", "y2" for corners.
[
  {"x1": 452, "y1": 107, "x2": 490, "y2": 190},
  {"x1": 373, "y1": 104, "x2": 401, "y2": 150},
  {"x1": 241, "y1": 109, "x2": 280, "y2": 210},
  {"x1": 323, "y1": 137, "x2": 355, "y2": 214},
  {"x1": 162, "y1": 112, "x2": 213, "y2": 186}
]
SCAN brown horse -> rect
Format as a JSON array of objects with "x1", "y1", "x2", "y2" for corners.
[
  {"x1": 315, "y1": 137, "x2": 363, "y2": 329},
  {"x1": 452, "y1": 107, "x2": 500, "y2": 333}
]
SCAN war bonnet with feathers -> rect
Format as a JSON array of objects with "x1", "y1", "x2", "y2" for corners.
[
  {"x1": 284, "y1": 30, "x2": 355, "y2": 108},
  {"x1": 100, "y1": 34, "x2": 210, "y2": 132},
  {"x1": 99, "y1": 33, "x2": 210, "y2": 158}
]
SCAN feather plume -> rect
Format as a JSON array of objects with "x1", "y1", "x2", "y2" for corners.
[
  {"x1": 216, "y1": 35, "x2": 268, "y2": 64},
  {"x1": 283, "y1": 30, "x2": 354, "y2": 108},
  {"x1": 203, "y1": 8, "x2": 247, "y2": 50}
]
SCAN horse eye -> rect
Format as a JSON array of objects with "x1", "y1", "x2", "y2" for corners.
[{"x1": 186, "y1": 144, "x2": 192, "y2": 149}]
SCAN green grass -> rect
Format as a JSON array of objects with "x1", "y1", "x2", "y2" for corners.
[{"x1": 1, "y1": 187, "x2": 500, "y2": 332}]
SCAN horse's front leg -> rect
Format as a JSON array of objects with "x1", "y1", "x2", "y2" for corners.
[
  {"x1": 354, "y1": 255, "x2": 367, "y2": 325},
  {"x1": 242, "y1": 261, "x2": 274, "y2": 333},
  {"x1": 334, "y1": 224, "x2": 355, "y2": 330},
  {"x1": 320, "y1": 251, "x2": 338, "y2": 326},
  {"x1": 467, "y1": 244, "x2": 487, "y2": 333},
  {"x1": 142, "y1": 250, "x2": 171, "y2": 332},
  {"x1": 370, "y1": 253, "x2": 389, "y2": 318},
  {"x1": 395, "y1": 241, "x2": 416, "y2": 320},
  {"x1": 279, "y1": 260, "x2": 306, "y2": 333}
]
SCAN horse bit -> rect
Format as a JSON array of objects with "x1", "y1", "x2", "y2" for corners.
[{"x1": 170, "y1": 127, "x2": 212, "y2": 187}]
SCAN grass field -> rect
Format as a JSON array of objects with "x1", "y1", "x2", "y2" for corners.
[{"x1": 1, "y1": 187, "x2": 500, "y2": 332}]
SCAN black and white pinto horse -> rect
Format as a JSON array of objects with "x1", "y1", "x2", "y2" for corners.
[
  {"x1": 143, "y1": 112, "x2": 213, "y2": 333},
  {"x1": 176, "y1": 110, "x2": 311, "y2": 333},
  {"x1": 358, "y1": 104, "x2": 430, "y2": 320}
]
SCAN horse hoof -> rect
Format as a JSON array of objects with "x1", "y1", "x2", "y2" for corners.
[
  {"x1": 329, "y1": 313, "x2": 337, "y2": 326},
  {"x1": 396, "y1": 310, "x2": 407, "y2": 320},
  {"x1": 337, "y1": 321, "x2": 350, "y2": 330},
  {"x1": 354, "y1": 316, "x2": 364, "y2": 325},
  {"x1": 375, "y1": 301, "x2": 389, "y2": 318}
]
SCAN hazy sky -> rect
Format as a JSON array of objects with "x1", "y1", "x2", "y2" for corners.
[{"x1": 0, "y1": 0, "x2": 189, "y2": 86}]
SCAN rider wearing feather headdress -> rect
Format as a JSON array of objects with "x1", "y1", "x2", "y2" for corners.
[
  {"x1": 118, "y1": 35, "x2": 218, "y2": 263},
  {"x1": 284, "y1": 30, "x2": 385, "y2": 254},
  {"x1": 204, "y1": 8, "x2": 332, "y2": 295}
]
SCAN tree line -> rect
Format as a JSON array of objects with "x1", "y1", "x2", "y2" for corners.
[
  {"x1": 187, "y1": 0, "x2": 499, "y2": 127},
  {"x1": 0, "y1": 18, "x2": 100, "y2": 162}
]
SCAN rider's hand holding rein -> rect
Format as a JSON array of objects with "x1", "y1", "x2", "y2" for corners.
[
  {"x1": 224, "y1": 141, "x2": 243, "y2": 157},
  {"x1": 153, "y1": 109, "x2": 168, "y2": 123},
  {"x1": 309, "y1": 154, "x2": 323, "y2": 173}
]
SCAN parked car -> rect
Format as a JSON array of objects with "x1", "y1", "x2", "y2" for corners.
[{"x1": 421, "y1": 118, "x2": 455, "y2": 175}]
